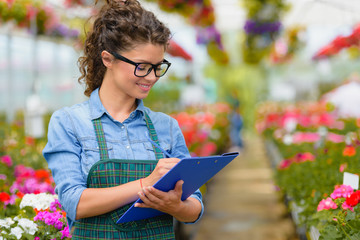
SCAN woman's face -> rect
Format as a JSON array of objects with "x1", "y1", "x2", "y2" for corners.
[{"x1": 103, "y1": 43, "x2": 166, "y2": 100}]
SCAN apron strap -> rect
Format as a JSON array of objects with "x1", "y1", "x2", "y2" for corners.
[
  {"x1": 144, "y1": 112, "x2": 165, "y2": 160},
  {"x1": 92, "y1": 118, "x2": 109, "y2": 160},
  {"x1": 92, "y1": 112, "x2": 164, "y2": 161}
]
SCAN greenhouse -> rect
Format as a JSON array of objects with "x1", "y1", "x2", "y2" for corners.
[{"x1": 1, "y1": 0, "x2": 360, "y2": 239}]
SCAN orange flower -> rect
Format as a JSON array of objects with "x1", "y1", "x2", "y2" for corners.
[
  {"x1": 343, "y1": 146, "x2": 356, "y2": 157},
  {"x1": 35, "y1": 169, "x2": 50, "y2": 180},
  {"x1": 25, "y1": 136, "x2": 35, "y2": 146},
  {"x1": 16, "y1": 191, "x2": 25, "y2": 199}
]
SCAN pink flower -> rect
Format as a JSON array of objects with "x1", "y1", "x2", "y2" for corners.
[
  {"x1": 278, "y1": 159, "x2": 292, "y2": 169},
  {"x1": 327, "y1": 133, "x2": 344, "y2": 143},
  {"x1": 339, "y1": 163, "x2": 347, "y2": 173},
  {"x1": 330, "y1": 185, "x2": 354, "y2": 199},
  {"x1": 292, "y1": 132, "x2": 320, "y2": 143},
  {"x1": 34, "y1": 237, "x2": 40, "y2": 240},
  {"x1": 1, "y1": 155, "x2": 12, "y2": 167},
  {"x1": 294, "y1": 152, "x2": 315, "y2": 163},
  {"x1": 341, "y1": 201, "x2": 354, "y2": 211},
  {"x1": 317, "y1": 197, "x2": 338, "y2": 211}
]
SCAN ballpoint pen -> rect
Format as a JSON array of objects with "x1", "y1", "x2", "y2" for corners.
[{"x1": 145, "y1": 133, "x2": 173, "y2": 158}]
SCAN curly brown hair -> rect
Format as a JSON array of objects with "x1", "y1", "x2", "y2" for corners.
[{"x1": 78, "y1": 0, "x2": 171, "y2": 97}]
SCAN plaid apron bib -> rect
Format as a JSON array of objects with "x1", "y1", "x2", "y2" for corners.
[{"x1": 72, "y1": 113, "x2": 175, "y2": 240}]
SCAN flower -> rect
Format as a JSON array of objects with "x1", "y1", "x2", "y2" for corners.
[
  {"x1": 339, "y1": 163, "x2": 347, "y2": 173},
  {"x1": 20, "y1": 193, "x2": 58, "y2": 210},
  {"x1": 330, "y1": 185, "x2": 353, "y2": 199},
  {"x1": 317, "y1": 197, "x2": 338, "y2": 211},
  {"x1": 341, "y1": 201, "x2": 354, "y2": 211},
  {"x1": 343, "y1": 145, "x2": 356, "y2": 157},
  {"x1": 0, "y1": 192, "x2": 10, "y2": 202},
  {"x1": 10, "y1": 226, "x2": 23, "y2": 239},
  {"x1": 345, "y1": 190, "x2": 360, "y2": 207},
  {"x1": 1, "y1": 155, "x2": 12, "y2": 167},
  {"x1": 60, "y1": 226, "x2": 71, "y2": 239},
  {"x1": 0, "y1": 218, "x2": 15, "y2": 229},
  {"x1": 16, "y1": 218, "x2": 38, "y2": 235},
  {"x1": 278, "y1": 159, "x2": 292, "y2": 169}
]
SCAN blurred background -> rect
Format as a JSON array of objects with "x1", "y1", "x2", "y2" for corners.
[{"x1": 1, "y1": 0, "x2": 360, "y2": 240}]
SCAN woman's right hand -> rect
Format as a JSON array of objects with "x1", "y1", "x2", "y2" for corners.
[{"x1": 142, "y1": 158, "x2": 180, "y2": 187}]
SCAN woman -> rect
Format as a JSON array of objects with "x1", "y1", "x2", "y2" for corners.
[{"x1": 43, "y1": 0, "x2": 203, "y2": 239}]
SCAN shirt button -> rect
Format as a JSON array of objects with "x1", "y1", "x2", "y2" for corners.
[
  {"x1": 121, "y1": 126, "x2": 125, "y2": 129},
  {"x1": 126, "y1": 145, "x2": 130, "y2": 149}
]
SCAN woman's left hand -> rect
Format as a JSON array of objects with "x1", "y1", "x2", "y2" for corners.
[{"x1": 135, "y1": 180, "x2": 184, "y2": 215}]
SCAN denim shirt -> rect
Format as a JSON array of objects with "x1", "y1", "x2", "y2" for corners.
[{"x1": 43, "y1": 88, "x2": 204, "y2": 229}]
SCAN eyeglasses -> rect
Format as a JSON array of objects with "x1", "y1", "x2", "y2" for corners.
[{"x1": 110, "y1": 51, "x2": 171, "y2": 77}]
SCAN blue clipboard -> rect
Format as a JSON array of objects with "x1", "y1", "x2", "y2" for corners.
[{"x1": 116, "y1": 152, "x2": 239, "y2": 223}]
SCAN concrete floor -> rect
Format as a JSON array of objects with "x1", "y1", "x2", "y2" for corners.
[{"x1": 188, "y1": 133, "x2": 300, "y2": 240}]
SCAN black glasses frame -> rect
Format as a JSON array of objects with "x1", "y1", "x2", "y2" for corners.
[{"x1": 109, "y1": 51, "x2": 171, "y2": 77}]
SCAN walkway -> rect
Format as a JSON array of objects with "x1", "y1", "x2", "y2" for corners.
[{"x1": 190, "y1": 133, "x2": 300, "y2": 240}]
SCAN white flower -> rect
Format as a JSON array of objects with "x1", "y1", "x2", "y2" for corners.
[
  {"x1": 20, "y1": 193, "x2": 58, "y2": 210},
  {"x1": 10, "y1": 226, "x2": 23, "y2": 240},
  {"x1": 17, "y1": 218, "x2": 38, "y2": 235},
  {"x1": 0, "y1": 218, "x2": 15, "y2": 229},
  {"x1": 283, "y1": 134, "x2": 293, "y2": 145}
]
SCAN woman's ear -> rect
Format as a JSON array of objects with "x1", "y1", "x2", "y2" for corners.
[{"x1": 101, "y1": 51, "x2": 114, "y2": 68}]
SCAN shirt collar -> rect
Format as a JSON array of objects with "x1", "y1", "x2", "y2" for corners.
[{"x1": 89, "y1": 88, "x2": 146, "y2": 120}]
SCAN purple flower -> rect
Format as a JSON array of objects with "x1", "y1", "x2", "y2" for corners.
[
  {"x1": 244, "y1": 19, "x2": 282, "y2": 35},
  {"x1": 50, "y1": 199, "x2": 62, "y2": 212},
  {"x1": 34, "y1": 210, "x2": 64, "y2": 230},
  {"x1": 60, "y1": 226, "x2": 71, "y2": 239},
  {"x1": 196, "y1": 26, "x2": 223, "y2": 49}
]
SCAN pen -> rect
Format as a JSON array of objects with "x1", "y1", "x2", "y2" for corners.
[{"x1": 145, "y1": 134, "x2": 173, "y2": 158}]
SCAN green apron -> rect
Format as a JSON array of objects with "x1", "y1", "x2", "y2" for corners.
[{"x1": 72, "y1": 113, "x2": 175, "y2": 240}]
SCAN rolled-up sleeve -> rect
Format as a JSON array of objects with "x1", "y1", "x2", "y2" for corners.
[
  {"x1": 170, "y1": 118, "x2": 204, "y2": 224},
  {"x1": 43, "y1": 109, "x2": 86, "y2": 227}
]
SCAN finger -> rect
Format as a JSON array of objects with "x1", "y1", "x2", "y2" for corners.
[
  {"x1": 174, "y1": 180, "x2": 184, "y2": 195},
  {"x1": 137, "y1": 191, "x2": 152, "y2": 206},
  {"x1": 145, "y1": 186, "x2": 166, "y2": 199}
]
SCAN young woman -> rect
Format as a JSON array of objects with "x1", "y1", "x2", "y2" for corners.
[{"x1": 43, "y1": 0, "x2": 203, "y2": 238}]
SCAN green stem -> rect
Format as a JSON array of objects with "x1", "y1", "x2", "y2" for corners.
[{"x1": 339, "y1": 224, "x2": 352, "y2": 240}]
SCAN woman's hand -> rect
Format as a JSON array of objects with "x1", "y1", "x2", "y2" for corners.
[
  {"x1": 135, "y1": 180, "x2": 201, "y2": 222},
  {"x1": 142, "y1": 158, "x2": 180, "y2": 187},
  {"x1": 135, "y1": 180, "x2": 184, "y2": 215}
]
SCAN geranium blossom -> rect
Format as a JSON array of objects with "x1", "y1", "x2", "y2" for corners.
[
  {"x1": 34, "y1": 210, "x2": 64, "y2": 230},
  {"x1": 330, "y1": 185, "x2": 353, "y2": 199},
  {"x1": 20, "y1": 193, "x2": 58, "y2": 210},
  {"x1": 317, "y1": 197, "x2": 338, "y2": 211},
  {"x1": 342, "y1": 201, "x2": 354, "y2": 211},
  {"x1": 346, "y1": 190, "x2": 360, "y2": 207},
  {"x1": 15, "y1": 217, "x2": 38, "y2": 235},
  {"x1": 0, "y1": 192, "x2": 10, "y2": 202}
]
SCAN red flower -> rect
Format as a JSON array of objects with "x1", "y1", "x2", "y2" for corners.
[
  {"x1": 346, "y1": 190, "x2": 360, "y2": 207},
  {"x1": 16, "y1": 191, "x2": 25, "y2": 199},
  {"x1": 25, "y1": 136, "x2": 35, "y2": 146},
  {"x1": 343, "y1": 146, "x2": 356, "y2": 157},
  {"x1": 35, "y1": 169, "x2": 50, "y2": 180},
  {"x1": 0, "y1": 192, "x2": 10, "y2": 202}
]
